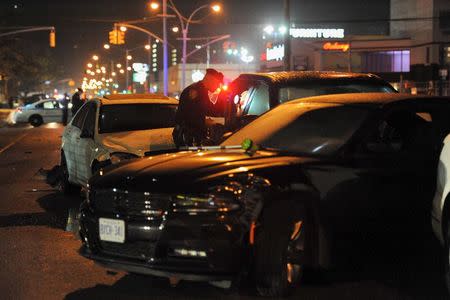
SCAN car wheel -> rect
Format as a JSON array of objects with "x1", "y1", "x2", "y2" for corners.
[
  {"x1": 29, "y1": 115, "x2": 43, "y2": 127},
  {"x1": 254, "y1": 202, "x2": 306, "y2": 297},
  {"x1": 59, "y1": 153, "x2": 81, "y2": 195}
]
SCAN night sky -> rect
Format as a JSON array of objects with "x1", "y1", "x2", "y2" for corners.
[{"x1": 1, "y1": 0, "x2": 390, "y2": 83}]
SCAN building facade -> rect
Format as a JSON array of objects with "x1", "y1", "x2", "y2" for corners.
[{"x1": 260, "y1": 0, "x2": 450, "y2": 94}]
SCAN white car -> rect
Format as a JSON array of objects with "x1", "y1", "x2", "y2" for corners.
[
  {"x1": 10, "y1": 98, "x2": 72, "y2": 127},
  {"x1": 60, "y1": 94, "x2": 178, "y2": 193},
  {"x1": 432, "y1": 133, "x2": 450, "y2": 290}
]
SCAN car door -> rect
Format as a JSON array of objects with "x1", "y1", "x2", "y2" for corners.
[
  {"x1": 76, "y1": 102, "x2": 98, "y2": 185},
  {"x1": 64, "y1": 103, "x2": 89, "y2": 185},
  {"x1": 348, "y1": 104, "x2": 439, "y2": 232},
  {"x1": 41, "y1": 100, "x2": 62, "y2": 123}
]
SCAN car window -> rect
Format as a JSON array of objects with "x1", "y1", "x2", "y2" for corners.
[
  {"x1": 246, "y1": 83, "x2": 270, "y2": 115},
  {"x1": 222, "y1": 102, "x2": 369, "y2": 156},
  {"x1": 72, "y1": 104, "x2": 89, "y2": 129},
  {"x1": 82, "y1": 103, "x2": 97, "y2": 136},
  {"x1": 364, "y1": 108, "x2": 438, "y2": 155},
  {"x1": 99, "y1": 104, "x2": 177, "y2": 134},
  {"x1": 43, "y1": 101, "x2": 57, "y2": 109}
]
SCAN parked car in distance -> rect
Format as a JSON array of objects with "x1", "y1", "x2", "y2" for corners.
[
  {"x1": 221, "y1": 71, "x2": 397, "y2": 133},
  {"x1": 10, "y1": 98, "x2": 71, "y2": 127},
  {"x1": 60, "y1": 94, "x2": 178, "y2": 194},
  {"x1": 79, "y1": 93, "x2": 449, "y2": 297}
]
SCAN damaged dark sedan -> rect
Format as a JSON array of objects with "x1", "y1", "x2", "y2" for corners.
[{"x1": 79, "y1": 93, "x2": 450, "y2": 297}]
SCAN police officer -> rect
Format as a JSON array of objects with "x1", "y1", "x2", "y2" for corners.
[
  {"x1": 173, "y1": 69, "x2": 224, "y2": 147},
  {"x1": 71, "y1": 88, "x2": 84, "y2": 115}
]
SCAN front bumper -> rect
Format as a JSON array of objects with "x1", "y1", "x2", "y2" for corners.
[{"x1": 79, "y1": 203, "x2": 245, "y2": 281}]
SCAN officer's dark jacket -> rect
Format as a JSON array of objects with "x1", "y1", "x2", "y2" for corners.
[{"x1": 175, "y1": 81, "x2": 219, "y2": 134}]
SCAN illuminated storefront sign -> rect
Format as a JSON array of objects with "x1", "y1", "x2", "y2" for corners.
[
  {"x1": 266, "y1": 44, "x2": 285, "y2": 61},
  {"x1": 132, "y1": 63, "x2": 149, "y2": 84},
  {"x1": 290, "y1": 28, "x2": 345, "y2": 39},
  {"x1": 323, "y1": 42, "x2": 350, "y2": 52}
]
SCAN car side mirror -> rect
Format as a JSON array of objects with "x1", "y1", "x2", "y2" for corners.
[{"x1": 80, "y1": 129, "x2": 93, "y2": 139}]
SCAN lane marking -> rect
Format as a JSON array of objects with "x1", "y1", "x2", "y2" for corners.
[{"x1": 0, "y1": 132, "x2": 29, "y2": 155}]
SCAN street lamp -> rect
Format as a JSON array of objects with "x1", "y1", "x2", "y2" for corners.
[
  {"x1": 92, "y1": 55, "x2": 99, "y2": 61},
  {"x1": 103, "y1": 44, "x2": 110, "y2": 49},
  {"x1": 119, "y1": 26, "x2": 127, "y2": 32},
  {"x1": 126, "y1": 55, "x2": 133, "y2": 60},
  {"x1": 149, "y1": 2, "x2": 159, "y2": 10},
  {"x1": 87, "y1": 63, "x2": 93, "y2": 68},
  {"x1": 151, "y1": 1, "x2": 222, "y2": 89}
]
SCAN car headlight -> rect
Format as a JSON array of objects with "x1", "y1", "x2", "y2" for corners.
[
  {"x1": 173, "y1": 194, "x2": 240, "y2": 213},
  {"x1": 110, "y1": 152, "x2": 139, "y2": 164}
]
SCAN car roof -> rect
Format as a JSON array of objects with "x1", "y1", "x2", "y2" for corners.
[
  {"x1": 284, "y1": 93, "x2": 450, "y2": 108},
  {"x1": 97, "y1": 93, "x2": 178, "y2": 105},
  {"x1": 234, "y1": 71, "x2": 390, "y2": 85}
]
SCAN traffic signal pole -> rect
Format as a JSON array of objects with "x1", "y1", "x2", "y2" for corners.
[{"x1": 0, "y1": 26, "x2": 56, "y2": 47}]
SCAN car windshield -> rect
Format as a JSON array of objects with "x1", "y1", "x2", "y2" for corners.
[
  {"x1": 221, "y1": 102, "x2": 370, "y2": 156},
  {"x1": 99, "y1": 104, "x2": 177, "y2": 134},
  {"x1": 278, "y1": 82, "x2": 396, "y2": 103}
]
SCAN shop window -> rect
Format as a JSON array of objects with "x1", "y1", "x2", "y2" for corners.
[
  {"x1": 440, "y1": 11, "x2": 450, "y2": 32},
  {"x1": 362, "y1": 50, "x2": 410, "y2": 73}
]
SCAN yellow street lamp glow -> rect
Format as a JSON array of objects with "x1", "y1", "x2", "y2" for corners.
[
  {"x1": 211, "y1": 4, "x2": 221, "y2": 13},
  {"x1": 112, "y1": 72, "x2": 117, "y2": 77},
  {"x1": 119, "y1": 69, "x2": 125, "y2": 74},
  {"x1": 172, "y1": 26, "x2": 179, "y2": 33},
  {"x1": 145, "y1": 44, "x2": 151, "y2": 50},
  {"x1": 116, "y1": 63, "x2": 122, "y2": 68},
  {"x1": 103, "y1": 44, "x2": 110, "y2": 49},
  {"x1": 126, "y1": 55, "x2": 132, "y2": 60},
  {"x1": 96, "y1": 69, "x2": 101, "y2": 74},
  {"x1": 120, "y1": 26, "x2": 127, "y2": 32},
  {"x1": 127, "y1": 66, "x2": 132, "y2": 71},
  {"x1": 92, "y1": 55, "x2": 99, "y2": 61},
  {"x1": 149, "y1": 2, "x2": 159, "y2": 10},
  {"x1": 87, "y1": 63, "x2": 93, "y2": 68}
]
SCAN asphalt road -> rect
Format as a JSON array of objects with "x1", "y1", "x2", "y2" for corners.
[{"x1": 0, "y1": 123, "x2": 448, "y2": 300}]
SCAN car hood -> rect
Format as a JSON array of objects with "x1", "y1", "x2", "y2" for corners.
[
  {"x1": 90, "y1": 148, "x2": 315, "y2": 192},
  {"x1": 98, "y1": 128, "x2": 176, "y2": 157}
]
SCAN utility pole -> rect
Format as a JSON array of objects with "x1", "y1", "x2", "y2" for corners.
[
  {"x1": 284, "y1": 0, "x2": 291, "y2": 71},
  {"x1": 126, "y1": 49, "x2": 130, "y2": 92},
  {"x1": 148, "y1": 36, "x2": 152, "y2": 93},
  {"x1": 163, "y1": 0, "x2": 169, "y2": 96},
  {"x1": 206, "y1": 37, "x2": 211, "y2": 68}
]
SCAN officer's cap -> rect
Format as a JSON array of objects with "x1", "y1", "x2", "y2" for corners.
[{"x1": 205, "y1": 69, "x2": 224, "y2": 82}]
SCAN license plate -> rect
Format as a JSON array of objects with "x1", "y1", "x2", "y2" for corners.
[{"x1": 99, "y1": 218, "x2": 125, "y2": 243}]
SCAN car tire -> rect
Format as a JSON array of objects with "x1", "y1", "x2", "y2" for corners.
[
  {"x1": 29, "y1": 115, "x2": 43, "y2": 127},
  {"x1": 59, "y1": 153, "x2": 81, "y2": 195},
  {"x1": 254, "y1": 201, "x2": 307, "y2": 297}
]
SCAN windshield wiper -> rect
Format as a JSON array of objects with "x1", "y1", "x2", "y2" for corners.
[{"x1": 178, "y1": 145, "x2": 242, "y2": 151}]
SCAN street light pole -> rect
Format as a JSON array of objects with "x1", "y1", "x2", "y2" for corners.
[
  {"x1": 126, "y1": 49, "x2": 130, "y2": 91},
  {"x1": 182, "y1": 28, "x2": 188, "y2": 89},
  {"x1": 163, "y1": 0, "x2": 169, "y2": 96}
]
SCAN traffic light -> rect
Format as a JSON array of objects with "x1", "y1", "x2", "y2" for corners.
[
  {"x1": 109, "y1": 30, "x2": 118, "y2": 44},
  {"x1": 49, "y1": 30, "x2": 56, "y2": 48},
  {"x1": 109, "y1": 29, "x2": 125, "y2": 45},
  {"x1": 117, "y1": 31, "x2": 125, "y2": 45}
]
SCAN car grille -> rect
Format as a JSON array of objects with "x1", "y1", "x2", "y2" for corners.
[
  {"x1": 100, "y1": 241, "x2": 156, "y2": 261},
  {"x1": 91, "y1": 189, "x2": 171, "y2": 217}
]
